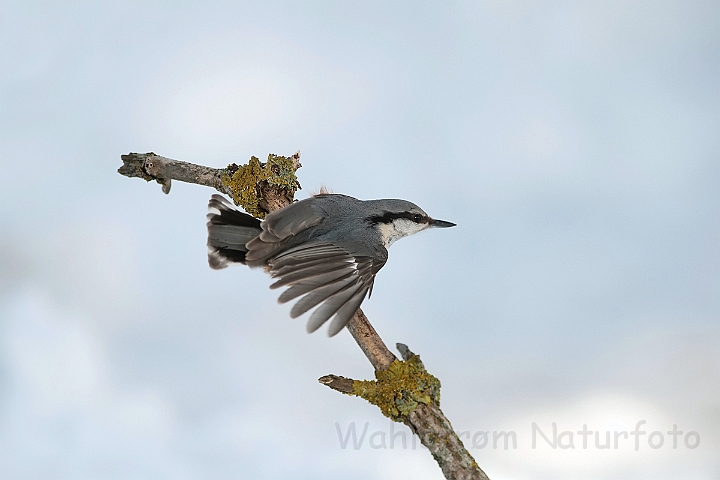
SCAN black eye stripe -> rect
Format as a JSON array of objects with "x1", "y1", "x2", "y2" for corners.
[{"x1": 366, "y1": 211, "x2": 426, "y2": 224}]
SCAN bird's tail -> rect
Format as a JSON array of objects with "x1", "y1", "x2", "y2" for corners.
[{"x1": 206, "y1": 194, "x2": 262, "y2": 269}]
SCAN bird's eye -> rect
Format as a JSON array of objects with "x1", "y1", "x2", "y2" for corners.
[{"x1": 413, "y1": 214, "x2": 422, "y2": 223}]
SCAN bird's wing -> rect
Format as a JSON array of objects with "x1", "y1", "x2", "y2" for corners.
[
  {"x1": 267, "y1": 242, "x2": 387, "y2": 336},
  {"x1": 244, "y1": 198, "x2": 326, "y2": 266}
]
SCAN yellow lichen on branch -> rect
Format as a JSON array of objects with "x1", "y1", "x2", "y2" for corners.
[
  {"x1": 351, "y1": 356, "x2": 441, "y2": 421},
  {"x1": 221, "y1": 154, "x2": 301, "y2": 218}
]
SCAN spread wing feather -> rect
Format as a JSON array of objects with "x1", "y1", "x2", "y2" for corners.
[
  {"x1": 263, "y1": 242, "x2": 385, "y2": 335},
  {"x1": 306, "y1": 283, "x2": 365, "y2": 333},
  {"x1": 272, "y1": 253, "x2": 349, "y2": 276},
  {"x1": 327, "y1": 288, "x2": 369, "y2": 336},
  {"x1": 272, "y1": 243, "x2": 347, "y2": 262},
  {"x1": 269, "y1": 261, "x2": 353, "y2": 290},
  {"x1": 290, "y1": 275, "x2": 358, "y2": 318},
  {"x1": 276, "y1": 270, "x2": 354, "y2": 304}
]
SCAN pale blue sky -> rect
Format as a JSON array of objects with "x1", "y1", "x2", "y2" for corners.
[{"x1": 1, "y1": 2, "x2": 718, "y2": 479}]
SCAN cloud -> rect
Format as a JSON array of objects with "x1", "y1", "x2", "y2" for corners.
[
  {"x1": 138, "y1": 28, "x2": 375, "y2": 158},
  {"x1": 0, "y1": 293, "x2": 179, "y2": 476},
  {"x1": 484, "y1": 392, "x2": 711, "y2": 479},
  {"x1": 23, "y1": 219, "x2": 144, "y2": 326}
]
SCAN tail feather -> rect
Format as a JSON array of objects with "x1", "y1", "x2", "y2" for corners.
[{"x1": 206, "y1": 195, "x2": 262, "y2": 269}]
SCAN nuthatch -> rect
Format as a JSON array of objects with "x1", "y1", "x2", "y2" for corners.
[{"x1": 207, "y1": 193, "x2": 455, "y2": 336}]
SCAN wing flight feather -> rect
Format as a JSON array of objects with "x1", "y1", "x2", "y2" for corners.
[{"x1": 263, "y1": 242, "x2": 384, "y2": 335}]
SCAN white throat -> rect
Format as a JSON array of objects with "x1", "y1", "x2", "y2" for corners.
[{"x1": 378, "y1": 219, "x2": 427, "y2": 248}]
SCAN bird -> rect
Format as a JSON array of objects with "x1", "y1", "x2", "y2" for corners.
[{"x1": 206, "y1": 193, "x2": 455, "y2": 336}]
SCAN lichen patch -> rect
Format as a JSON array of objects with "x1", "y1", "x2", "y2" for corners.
[
  {"x1": 351, "y1": 356, "x2": 441, "y2": 421},
  {"x1": 221, "y1": 154, "x2": 300, "y2": 218}
]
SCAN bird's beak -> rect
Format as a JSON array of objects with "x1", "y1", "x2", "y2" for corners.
[{"x1": 429, "y1": 218, "x2": 456, "y2": 228}]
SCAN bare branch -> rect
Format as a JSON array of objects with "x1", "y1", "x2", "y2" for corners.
[
  {"x1": 396, "y1": 342, "x2": 416, "y2": 361},
  {"x1": 409, "y1": 402, "x2": 490, "y2": 480},
  {"x1": 318, "y1": 374, "x2": 355, "y2": 394},
  {"x1": 118, "y1": 152, "x2": 490, "y2": 480},
  {"x1": 346, "y1": 308, "x2": 397, "y2": 370},
  {"x1": 119, "y1": 153, "x2": 231, "y2": 195}
]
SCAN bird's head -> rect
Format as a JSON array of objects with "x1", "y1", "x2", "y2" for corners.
[{"x1": 365, "y1": 199, "x2": 455, "y2": 248}]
